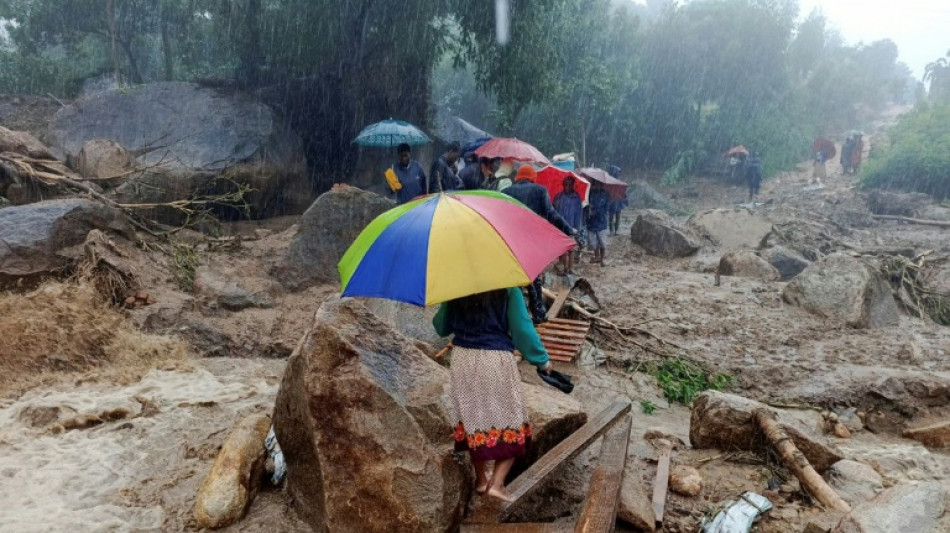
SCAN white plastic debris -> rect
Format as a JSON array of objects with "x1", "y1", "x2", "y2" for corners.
[
  {"x1": 701, "y1": 491, "x2": 773, "y2": 533},
  {"x1": 265, "y1": 426, "x2": 287, "y2": 485}
]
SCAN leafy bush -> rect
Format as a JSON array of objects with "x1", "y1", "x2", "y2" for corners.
[
  {"x1": 651, "y1": 359, "x2": 733, "y2": 405},
  {"x1": 861, "y1": 102, "x2": 950, "y2": 199}
]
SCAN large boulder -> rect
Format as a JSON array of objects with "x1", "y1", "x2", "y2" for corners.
[
  {"x1": 866, "y1": 190, "x2": 933, "y2": 217},
  {"x1": 194, "y1": 413, "x2": 271, "y2": 529},
  {"x1": 0, "y1": 125, "x2": 55, "y2": 159},
  {"x1": 76, "y1": 139, "x2": 137, "y2": 182},
  {"x1": 783, "y1": 253, "x2": 899, "y2": 329},
  {"x1": 271, "y1": 297, "x2": 467, "y2": 533},
  {"x1": 832, "y1": 482, "x2": 950, "y2": 533},
  {"x1": 47, "y1": 82, "x2": 312, "y2": 218},
  {"x1": 690, "y1": 391, "x2": 842, "y2": 472},
  {"x1": 519, "y1": 383, "x2": 587, "y2": 466},
  {"x1": 762, "y1": 245, "x2": 810, "y2": 280},
  {"x1": 688, "y1": 208, "x2": 773, "y2": 251},
  {"x1": 0, "y1": 199, "x2": 133, "y2": 287},
  {"x1": 718, "y1": 250, "x2": 780, "y2": 281},
  {"x1": 629, "y1": 210, "x2": 699, "y2": 257},
  {"x1": 826, "y1": 460, "x2": 884, "y2": 504},
  {"x1": 275, "y1": 186, "x2": 394, "y2": 290},
  {"x1": 627, "y1": 180, "x2": 671, "y2": 211}
]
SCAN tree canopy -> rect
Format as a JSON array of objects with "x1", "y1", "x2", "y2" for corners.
[{"x1": 0, "y1": 0, "x2": 922, "y2": 187}]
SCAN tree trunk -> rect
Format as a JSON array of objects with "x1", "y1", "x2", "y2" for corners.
[
  {"x1": 118, "y1": 38, "x2": 143, "y2": 84},
  {"x1": 161, "y1": 7, "x2": 174, "y2": 81},
  {"x1": 753, "y1": 409, "x2": 851, "y2": 513},
  {"x1": 107, "y1": 0, "x2": 121, "y2": 84},
  {"x1": 239, "y1": 0, "x2": 263, "y2": 85}
]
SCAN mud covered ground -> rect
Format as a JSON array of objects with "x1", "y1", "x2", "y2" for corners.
[{"x1": 1, "y1": 111, "x2": 948, "y2": 532}]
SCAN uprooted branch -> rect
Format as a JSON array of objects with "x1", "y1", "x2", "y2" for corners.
[
  {"x1": 880, "y1": 251, "x2": 950, "y2": 325},
  {"x1": 871, "y1": 214, "x2": 950, "y2": 228}
]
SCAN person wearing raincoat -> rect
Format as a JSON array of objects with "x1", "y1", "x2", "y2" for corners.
[
  {"x1": 746, "y1": 153, "x2": 763, "y2": 200},
  {"x1": 389, "y1": 143, "x2": 427, "y2": 204},
  {"x1": 849, "y1": 134, "x2": 864, "y2": 174},
  {"x1": 554, "y1": 176, "x2": 583, "y2": 274},
  {"x1": 433, "y1": 287, "x2": 553, "y2": 502}
]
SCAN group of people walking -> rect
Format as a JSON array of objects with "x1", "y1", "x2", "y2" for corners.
[{"x1": 385, "y1": 142, "x2": 627, "y2": 502}]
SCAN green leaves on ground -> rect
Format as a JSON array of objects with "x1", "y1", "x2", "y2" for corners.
[{"x1": 651, "y1": 359, "x2": 733, "y2": 405}]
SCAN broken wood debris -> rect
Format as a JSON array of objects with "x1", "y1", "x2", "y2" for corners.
[{"x1": 575, "y1": 415, "x2": 632, "y2": 533}]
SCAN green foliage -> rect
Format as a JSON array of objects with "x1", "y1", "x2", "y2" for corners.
[
  {"x1": 861, "y1": 102, "x2": 950, "y2": 199},
  {"x1": 170, "y1": 243, "x2": 198, "y2": 292},
  {"x1": 651, "y1": 359, "x2": 733, "y2": 405},
  {"x1": 640, "y1": 399, "x2": 657, "y2": 415},
  {"x1": 662, "y1": 150, "x2": 701, "y2": 186}
]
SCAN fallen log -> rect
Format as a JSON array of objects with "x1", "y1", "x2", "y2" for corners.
[
  {"x1": 752, "y1": 408, "x2": 851, "y2": 513},
  {"x1": 871, "y1": 214, "x2": 950, "y2": 228}
]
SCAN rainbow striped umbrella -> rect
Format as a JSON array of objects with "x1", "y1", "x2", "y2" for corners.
[{"x1": 339, "y1": 190, "x2": 576, "y2": 307}]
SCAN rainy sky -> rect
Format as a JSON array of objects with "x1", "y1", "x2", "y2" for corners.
[{"x1": 629, "y1": 0, "x2": 949, "y2": 79}]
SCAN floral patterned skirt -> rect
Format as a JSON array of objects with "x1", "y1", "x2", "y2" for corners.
[{"x1": 450, "y1": 346, "x2": 531, "y2": 462}]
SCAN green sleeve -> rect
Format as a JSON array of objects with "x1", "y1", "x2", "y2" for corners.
[
  {"x1": 506, "y1": 287, "x2": 550, "y2": 367},
  {"x1": 432, "y1": 303, "x2": 452, "y2": 337}
]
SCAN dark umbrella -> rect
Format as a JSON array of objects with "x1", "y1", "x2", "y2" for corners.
[{"x1": 578, "y1": 167, "x2": 628, "y2": 202}]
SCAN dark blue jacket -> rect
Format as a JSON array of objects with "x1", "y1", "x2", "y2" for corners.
[
  {"x1": 502, "y1": 180, "x2": 573, "y2": 235},
  {"x1": 392, "y1": 160, "x2": 427, "y2": 204},
  {"x1": 587, "y1": 189, "x2": 611, "y2": 232},
  {"x1": 429, "y1": 155, "x2": 461, "y2": 192}
]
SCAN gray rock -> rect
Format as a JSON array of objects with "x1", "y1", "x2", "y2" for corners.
[
  {"x1": 76, "y1": 139, "x2": 137, "y2": 182},
  {"x1": 916, "y1": 205, "x2": 950, "y2": 222},
  {"x1": 48, "y1": 82, "x2": 312, "y2": 218},
  {"x1": 783, "y1": 253, "x2": 899, "y2": 329},
  {"x1": 690, "y1": 391, "x2": 842, "y2": 472},
  {"x1": 826, "y1": 460, "x2": 884, "y2": 504},
  {"x1": 0, "y1": 199, "x2": 132, "y2": 287},
  {"x1": 689, "y1": 208, "x2": 773, "y2": 251},
  {"x1": 362, "y1": 299, "x2": 444, "y2": 348},
  {"x1": 832, "y1": 482, "x2": 950, "y2": 533},
  {"x1": 272, "y1": 298, "x2": 467, "y2": 533},
  {"x1": 275, "y1": 186, "x2": 394, "y2": 289},
  {"x1": 0, "y1": 125, "x2": 55, "y2": 159},
  {"x1": 762, "y1": 245, "x2": 811, "y2": 280},
  {"x1": 194, "y1": 267, "x2": 274, "y2": 312},
  {"x1": 627, "y1": 180, "x2": 671, "y2": 211},
  {"x1": 618, "y1": 458, "x2": 656, "y2": 531},
  {"x1": 629, "y1": 210, "x2": 699, "y2": 257},
  {"x1": 718, "y1": 250, "x2": 780, "y2": 281},
  {"x1": 866, "y1": 190, "x2": 933, "y2": 217}
]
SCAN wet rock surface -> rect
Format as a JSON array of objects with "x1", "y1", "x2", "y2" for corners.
[
  {"x1": 629, "y1": 209, "x2": 699, "y2": 257},
  {"x1": 690, "y1": 391, "x2": 842, "y2": 472},
  {"x1": 718, "y1": 250, "x2": 780, "y2": 281},
  {"x1": 762, "y1": 245, "x2": 811, "y2": 280},
  {"x1": 783, "y1": 253, "x2": 899, "y2": 329},
  {"x1": 826, "y1": 460, "x2": 884, "y2": 504},
  {"x1": 865, "y1": 190, "x2": 934, "y2": 217},
  {"x1": 627, "y1": 179, "x2": 672, "y2": 211},
  {"x1": 0, "y1": 198, "x2": 132, "y2": 287},
  {"x1": 271, "y1": 298, "x2": 467, "y2": 533},
  {"x1": 76, "y1": 139, "x2": 137, "y2": 182},
  {"x1": 194, "y1": 413, "x2": 271, "y2": 529},
  {"x1": 275, "y1": 186, "x2": 393, "y2": 289},
  {"x1": 689, "y1": 208, "x2": 773, "y2": 251},
  {"x1": 832, "y1": 481, "x2": 950, "y2": 533}
]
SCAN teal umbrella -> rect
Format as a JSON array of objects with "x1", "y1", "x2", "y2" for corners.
[{"x1": 353, "y1": 119, "x2": 431, "y2": 148}]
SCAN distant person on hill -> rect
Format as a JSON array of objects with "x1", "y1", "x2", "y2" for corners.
[
  {"x1": 429, "y1": 141, "x2": 462, "y2": 192},
  {"x1": 840, "y1": 135, "x2": 855, "y2": 174},
  {"x1": 502, "y1": 165, "x2": 575, "y2": 323},
  {"x1": 607, "y1": 165, "x2": 627, "y2": 235},
  {"x1": 746, "y1": 152, "x2": 763, "y2": 200},
  {"x1": 554, "y1": 176, "x2": 583, "y2": 274},
  {"x1": 586, "y1": 180, "x2": 611, "y2": 265},
  {"x1": 388, "y1": 143, "x2": 427, "y2": 204},
  {"x1": 850, "y1": 134, "x2": 864, "y2": 174}
]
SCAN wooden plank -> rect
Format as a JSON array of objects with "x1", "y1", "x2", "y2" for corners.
[
  {"x1": 546, "y1": 287, "x2": 572, "y2": 320},
  {"x1": 540, "y1": 340, "x2": 583, "y2": 351},
  {"x1": 651, "y1": 440, "x2": 674, "y2": 529},
  {"x1": 462, "y1": 523, "x2": 574, "y2": 533},
  {"x1": 538, "y1": 321, "x2": 589, "y2": 332},
  {"x1": 575, "y1": 415, "x2": 632, "y2": 533},
  {"x1": 538, "y1": 330, "x2": 588, "y2": 341},
  {"x1": 545, "y1": 349, "x2": 576, "y2": 358},
  {"x1": 548, "y1": 318, "x2": 589, "y2": 326},
  {"x1": 466, "y1": 401, "x2": 632, "y2": 524},
  {"x1": 548, "y1": 355, "x2": 575, "y2": 362}
]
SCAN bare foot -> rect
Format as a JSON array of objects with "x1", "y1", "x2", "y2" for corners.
[
  {"x1": 486, "y1": 487, "x2": 514, "y2": 502},
  {"x1": 475, "y1": 484, "x2": 489, "y2": 495}
]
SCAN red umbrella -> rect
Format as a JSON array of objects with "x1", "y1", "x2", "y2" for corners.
[
  {"x1": 725, "y1": 145, "x2": 749, "y2": 156},
  {"x1": 535, "y1": 165, "x2": 590, "y2": 206},
  {"x1": 475, "y1": 137, "x2": 550, "y2": 165},
  {"x1": 578, "y1": 167, "x2": 628, "y2": 202},
  {"x1": 812, "y1": 137, "x2": 836, "y2": 159}
]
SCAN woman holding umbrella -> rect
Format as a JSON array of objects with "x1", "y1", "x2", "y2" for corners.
[{"x1": 433, "y1": 287, "x2": 552, "y2": 501}]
